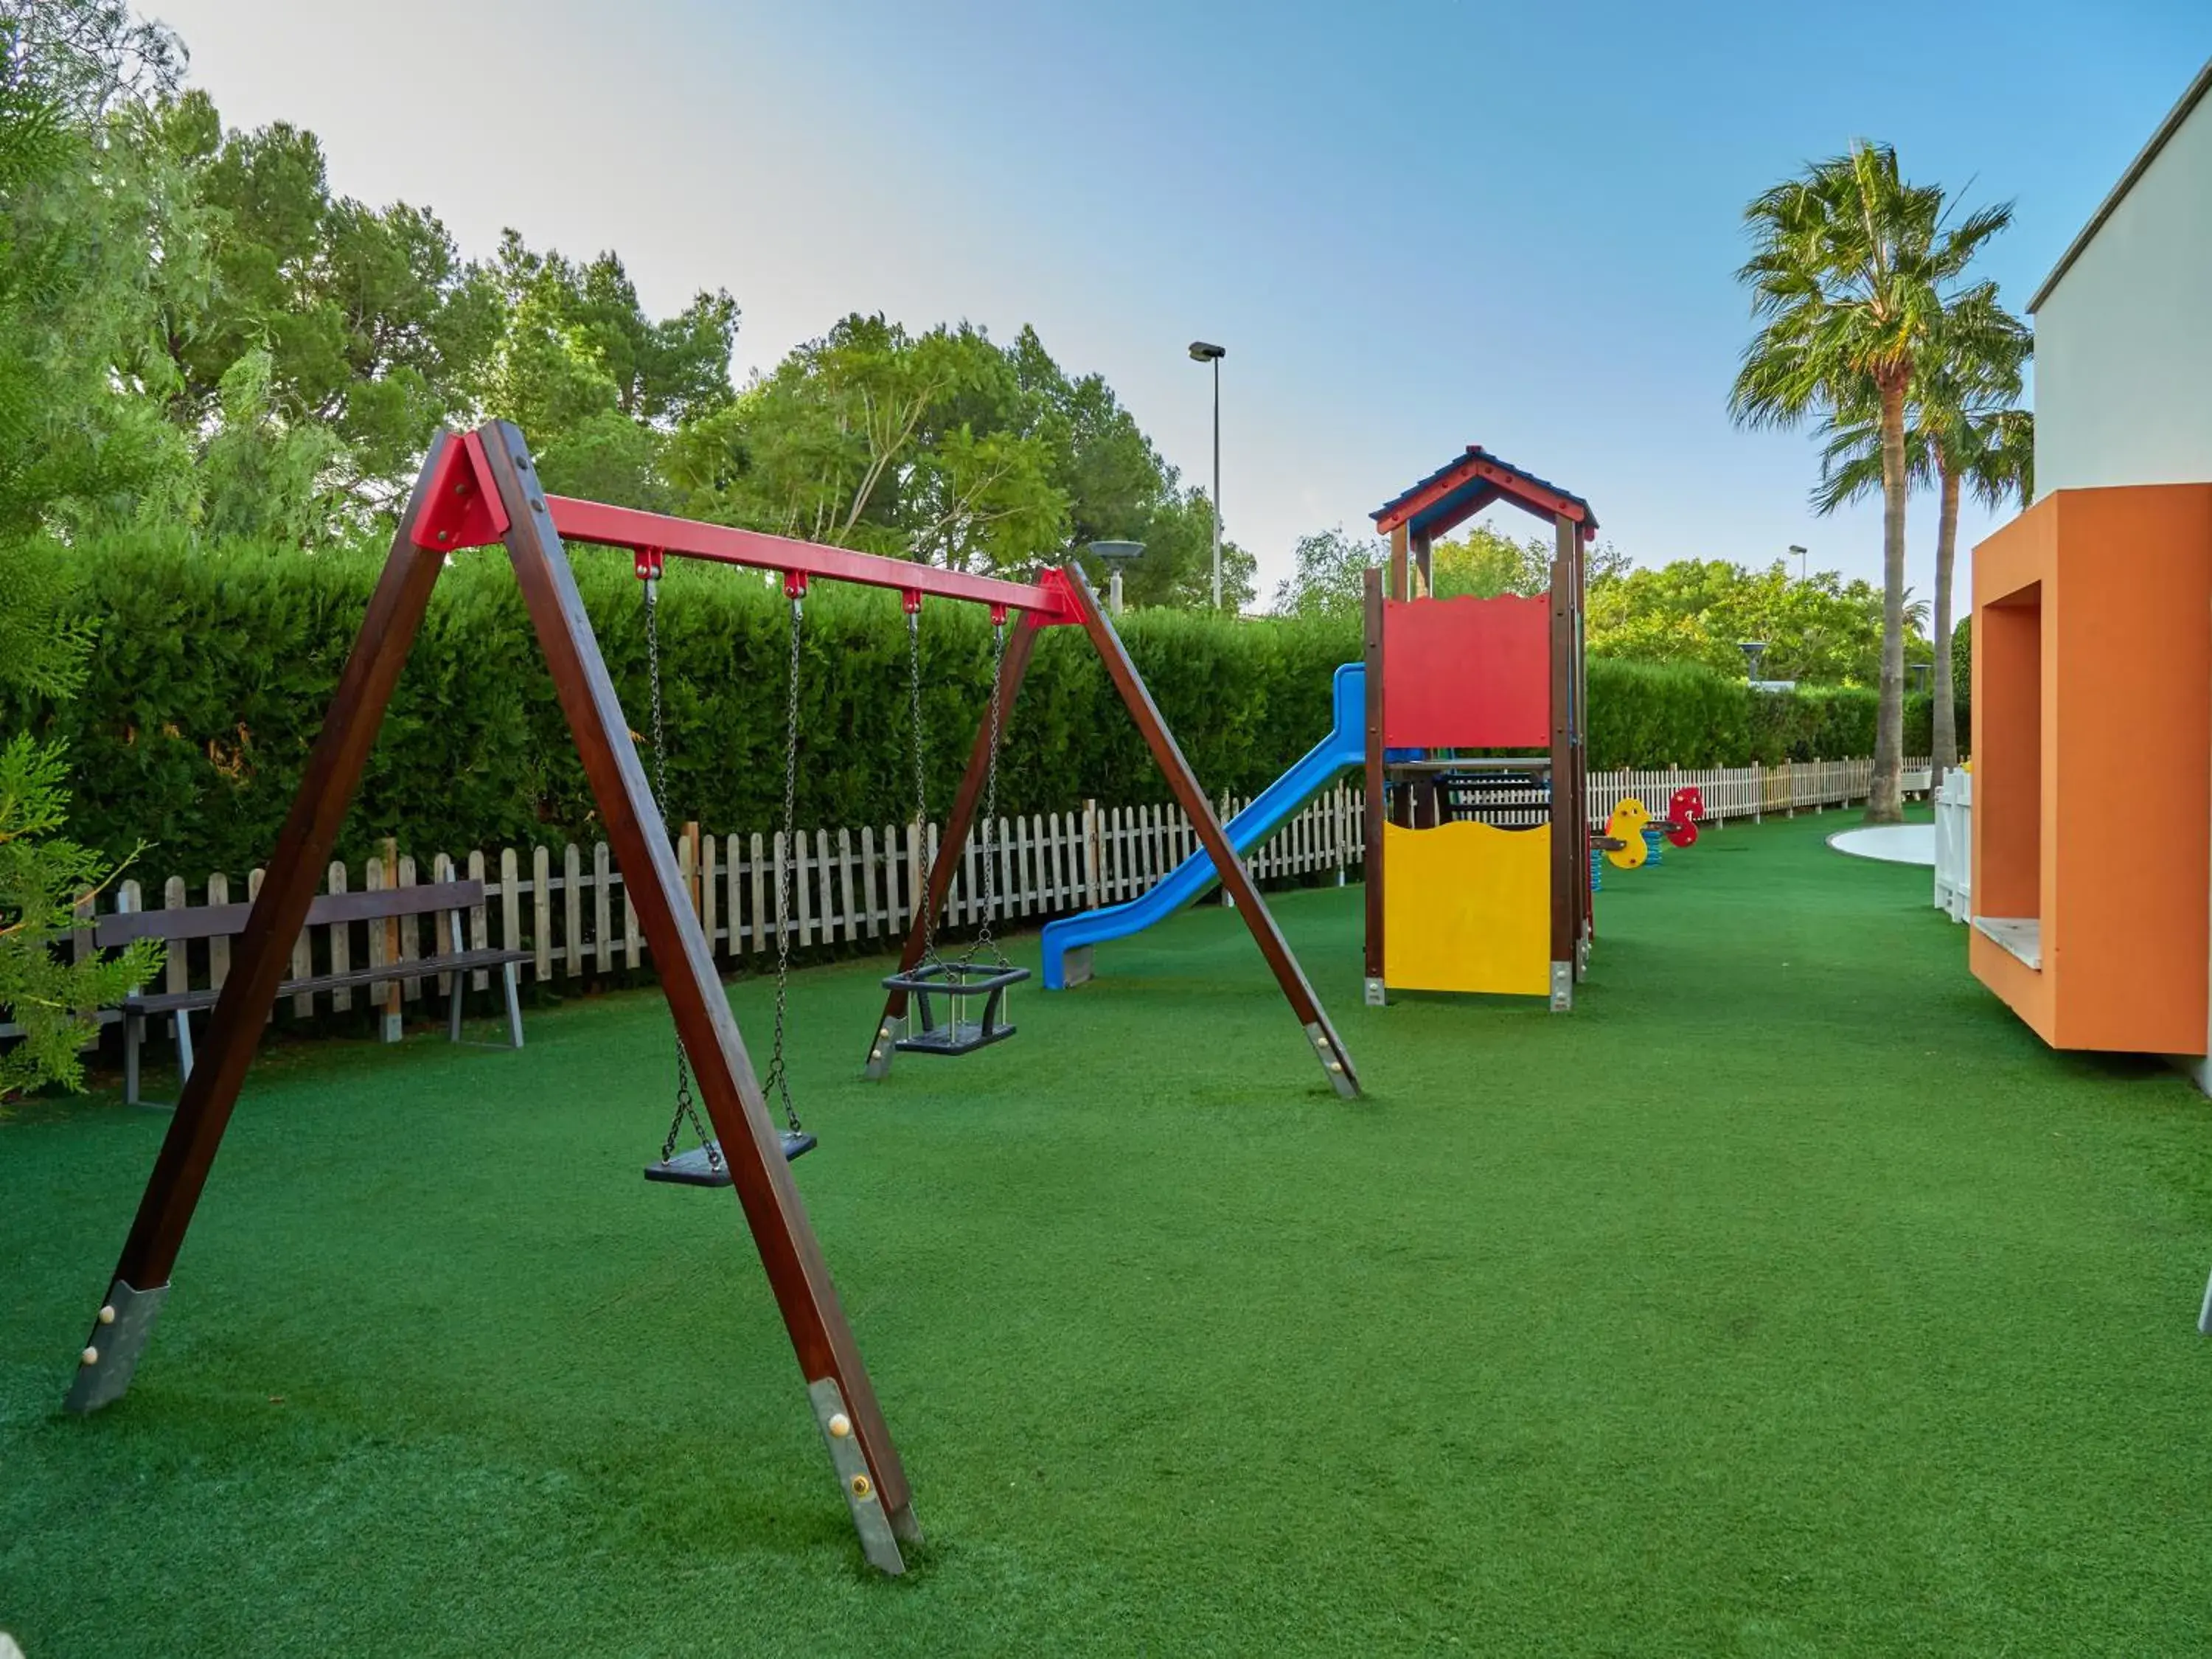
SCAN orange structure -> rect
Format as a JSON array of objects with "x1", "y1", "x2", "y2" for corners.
[{"x1": 1969, "y1": 484, "x2": 2212, "y2": 1054}]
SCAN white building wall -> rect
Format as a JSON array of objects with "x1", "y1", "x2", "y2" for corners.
[{"x1": 2034, "y1": 91, "x2": 2212, "y2": 497}]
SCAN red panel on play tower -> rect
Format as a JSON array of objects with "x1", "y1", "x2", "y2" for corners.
[{"x1": 1380, "y1": 595, "x2": 1550, "y2": 748}]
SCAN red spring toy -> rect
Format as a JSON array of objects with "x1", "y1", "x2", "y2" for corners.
[{"x1": 1666, "y1": 786, "x2": 1703, "y2": 849}]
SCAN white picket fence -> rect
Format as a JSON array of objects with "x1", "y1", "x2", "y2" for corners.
[
  {"x1": 88, "y1": 790, "x2": 1362, "y2": 1020},
  {"x1": 1593, "y1": 757, "x2": 1903, "y2": 824},
  {"x1": 1933, "y1": 768, "x2": 1972, "y2": 922},
  {"x1": 67, "y1": 756, "x2": 1909, "y2": 1025}
]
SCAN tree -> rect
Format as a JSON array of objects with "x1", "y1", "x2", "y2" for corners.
[
  {"x1": 1270, "y1": 521, "x2": 1624, "y2": 619},
  {"x1": 0, "y1": 725, "x2": 163, "y2": 1102},
  {"x1": 670, "y1": 316, "x2": 1253, "y2": 602},
  {"x1": 195, "y1": 347, "x2": 347, "y2": 543},
  {"x1": 0, "y1": 4, "x2": 167, "y2": 1099},
  {"x1": 1113, "y1": 490, "x2": 1255, "y2": 612},
  {"x1": 1585, "y1": 557, "x2": 1922, "y2": 684},
  {"x1": 1271, "y1": 526, "x2": 1382, "y2": 617},
  {"x1": 1432, "y1": 524, "x2": 1567, "y2": 598},
  {"x1": 2, "y1": 0, "x2": 181, "y2": 124},
  {"x1": 1813, "y1": 292, "x2": 2031, "y2": 785},
  {"x1": 0, "y1": 3, "x2": 198, "y2": 539},
  {"x1": 9, "y1": 1, "x2": 1249, "y2": 594},
  {"x1": 1014, "y1": 327, "x2": 1253, "y2": 608},
  {"x1": 1730, "y1": 142, "x2": 2014, "y2": 822},
  {"x1": 671, "y1": 314, "x2": 1055, "y2": 564},
  {"x1": 462, "y1": 233, "x2": 734, "y2": 514},
  {"x1": 133, "y1": 91, "x2": 502, "y2": 532}
]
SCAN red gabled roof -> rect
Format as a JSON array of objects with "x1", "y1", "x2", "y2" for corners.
[{"x1": 1371, "y1": 446, "x2": 1595, "y2": 541}]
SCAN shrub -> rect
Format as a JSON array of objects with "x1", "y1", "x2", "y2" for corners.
[{"x1": 14, "y1": 532, "x2": 1907, "y2": 873}]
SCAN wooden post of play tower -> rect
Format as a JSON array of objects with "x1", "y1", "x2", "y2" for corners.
[
  {"x1": 1363, "y1": 566, "x2": 1388, "y2": 1004},
  {"x1": 1549, "y1": 510, "x2": 1579, "y2": 1009}
]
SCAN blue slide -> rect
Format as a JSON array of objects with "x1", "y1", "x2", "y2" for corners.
[{"x1": 1041, "y1": 661, "x2": 1366, "y2": 989}]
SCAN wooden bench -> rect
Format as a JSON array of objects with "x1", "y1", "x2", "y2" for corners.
[{"x1": 93, "y1": 880, "x2": 528, "y2": 1106}]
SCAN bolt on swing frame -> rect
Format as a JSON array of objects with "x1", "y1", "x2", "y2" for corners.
[{"x1": 59, "y1": 421, "x2": 1359, "y2": 1580}]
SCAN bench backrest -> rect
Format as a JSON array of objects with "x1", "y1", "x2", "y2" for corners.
[{"x1": 92, "y1": 880, "x2": 487, "y2": 948}]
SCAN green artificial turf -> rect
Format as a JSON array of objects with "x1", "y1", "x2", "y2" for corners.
[{"x1": 4, "y1": 812, "x2": 2211, "y2": 1655}]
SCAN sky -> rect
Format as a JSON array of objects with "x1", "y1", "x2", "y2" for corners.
[{"x1": 145, "y1": 0, "x2": 2209, "y2": 613}]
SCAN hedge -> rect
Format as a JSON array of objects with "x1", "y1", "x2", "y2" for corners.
[{"x1": 8, "y1": 533, "x2": 1956, "y2": 875}]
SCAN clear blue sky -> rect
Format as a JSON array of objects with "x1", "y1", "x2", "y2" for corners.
[{"x1": 153, "y1": 0, "x2": 2209, "y2": 608}]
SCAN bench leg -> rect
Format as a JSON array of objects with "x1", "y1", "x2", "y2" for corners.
[
  {"x1": 174, "y1": 1009, "x2": 195, "y2": 1093},
  {"x1": 501, "y1": 960, "x2": 524, "y2": 1050},
  {"x1": 125, "y1": 1014, "x2": 142, "y2": 1107}
]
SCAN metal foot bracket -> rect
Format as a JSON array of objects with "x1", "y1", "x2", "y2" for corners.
[
  {"x1": 1363, "y1": 975, "x2": 1386, "y2": 1008},
  {"x1": 1549, "y1": 961, "x2": 1573, "y2": 1013},
  {"x1": 809, "y1": 1376, "x2": 914, "y2": 1573},
  {"x1": 65, "y1": 1279, "x2": 170, "y2": 1413},
  {"x1": 862, "y1": 1018, "x2": 898, "y2": 1080},
  {"x1": 1304, "y1": 1021, "x2": 1360, "y2": 1099}
]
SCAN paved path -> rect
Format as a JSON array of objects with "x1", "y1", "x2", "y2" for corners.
[{"x1": 1828, "y1": 824, "x2": 1935, "y2": 866}]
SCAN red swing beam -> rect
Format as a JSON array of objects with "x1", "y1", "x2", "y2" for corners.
[
  {"x1": 418, "y1": 427, "x2": 1087, "y2": 622},
  {"x1": 549, "y1": 492, "x2": 1085, "y2": 624},
  {"x1": 60, "y1": 422, "x2": 1357, "y2": 1582}
]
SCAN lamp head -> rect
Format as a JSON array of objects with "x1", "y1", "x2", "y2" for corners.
[
  {"x1": 1088, "y1": 540, "x2": 1146, "y2": 565},
  {"x1": 1187, "y1": 341, "x2": 1225, "y2": 362}
]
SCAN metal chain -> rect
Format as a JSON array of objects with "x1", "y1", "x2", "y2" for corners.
[
  {"x1": 647, "y1": 577, "x2": 720, "y2": 1169},
  {"x1": 760, "y1": 594, "x2": 804, "y2": 1136},
  {"x1": 644, "y1": 576, "x2": 672, "y2": 824},
  {"x1": 658, "y1": 1052, "x2": 716, "y2": 1166},
  {"x1": 967, "y1": 617, "x2": 1010, "y2": 964},
  {"x1": 907, "y1": 606, "x2": 939, "y2": 964}
]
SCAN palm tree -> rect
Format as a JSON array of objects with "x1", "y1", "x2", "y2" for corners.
[
  {"x1": 1812, "y1": 293, "x2": 2031, "y2": 792},
  {"x1": 1729, "y1": 143, "x2": 2014, "y2": 823}
]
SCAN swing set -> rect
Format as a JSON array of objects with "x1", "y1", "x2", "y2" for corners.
[{"x1": 60, "y1": 422, "x2": 1361, "y2": 1576}]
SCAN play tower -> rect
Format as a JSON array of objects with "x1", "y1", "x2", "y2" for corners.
[{"x1": 1363, "y1": 447, "x2": 1595, "y2": 1009}]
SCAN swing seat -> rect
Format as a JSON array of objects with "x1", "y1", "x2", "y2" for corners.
[
  {"x1": 644, "y1": 1130, "x2": 816, "y2": 1186},
  {"x1": 880, "y1": 959, "x2": 1029, "y2": 1056}
]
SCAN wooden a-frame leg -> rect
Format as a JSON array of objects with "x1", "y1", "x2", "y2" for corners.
[
  {"x1": 476, "y1": 422, "x2": 917, "y2": 1573},
  {"x1": 65, "y1": 442, "x2": 459, "y2": 1415},
  {"x1": 863, "y1": 613, "x2": 1041, "y2": 1079},
  {"x1": 1063, "y1": 566, "x2": 1362, "y2": 1099}
]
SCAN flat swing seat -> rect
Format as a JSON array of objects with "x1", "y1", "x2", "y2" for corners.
[
  {"x1": 645, "y1": 1131, "x2": 817, "y2": 1186},
  {"x1": 880, "y1": 959, "x2": 1028, "y2": 1057}
]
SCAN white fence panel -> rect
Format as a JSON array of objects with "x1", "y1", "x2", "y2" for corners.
[{"x1": 1933, "y1": 768, "x2": 1972, "y2": 922}]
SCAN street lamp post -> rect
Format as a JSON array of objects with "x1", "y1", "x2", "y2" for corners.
[
  {"x1": 1789, "y1": 543, "x2": 1808, "y2": 582},
  {"x1": 1089, "y1": 540, "x2": 1145, "y2": 616},
  {"x1": 1189, "y1": 341, "x2": 1225, "y2": 610}
]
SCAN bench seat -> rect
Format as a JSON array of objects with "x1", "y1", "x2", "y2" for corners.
[
  {"x1": 121, "y1": 947, "x2": 529, "y2": 1016},
  {"x1": 107, "y1": 880, "x2": 529, "y2": 1107}
]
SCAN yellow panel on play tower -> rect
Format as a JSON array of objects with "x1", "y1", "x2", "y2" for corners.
[{"x1": 1381, "y1": 820, "x2": 1552, "y2": 996}]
